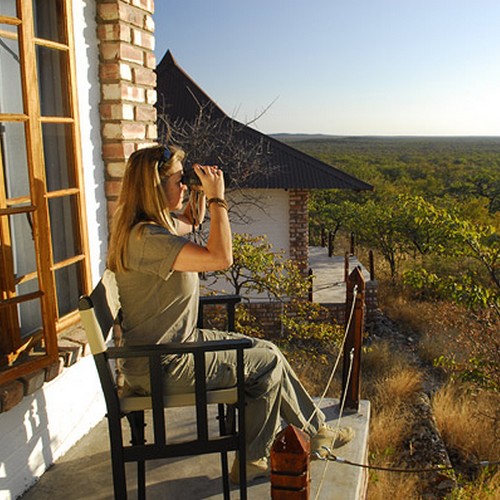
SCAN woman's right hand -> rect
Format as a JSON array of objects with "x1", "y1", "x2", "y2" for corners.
[{"x1": 193, "y1": 164, "x2": 225, "y2": 200}]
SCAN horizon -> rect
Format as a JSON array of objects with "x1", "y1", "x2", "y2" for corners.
[
  {"x1": 154, "y1": 1, "x2": 500, "y2": 137},
  {"x1": 270, "y1": 133, "x2": 500, "y2": 138}
]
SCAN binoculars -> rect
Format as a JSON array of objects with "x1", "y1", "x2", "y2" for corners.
[{"x1": 181, "y1": 169, "x2": 231, "y2": 189}]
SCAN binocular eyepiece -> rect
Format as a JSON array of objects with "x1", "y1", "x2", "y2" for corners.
[{"x1": 181, "y1": 169, "x2": 231, "y2": 189}]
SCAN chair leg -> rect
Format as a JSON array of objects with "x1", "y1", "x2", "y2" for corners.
[
  {"x1": 218, "y1": 404, "x2": 231, "y2": 499},
  {"x1": 107, "y1": 414, "x2": 128, "y2": 500},
  {"x1": 126, "y1": 411, "x2": 146, "y2": 500}
]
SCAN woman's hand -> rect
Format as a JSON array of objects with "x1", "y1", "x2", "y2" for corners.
[
  {"x1": 172, "y1": 163, "x2": 232, "y2": 272},
  {"x1": 193, "y1": 164, "x2": 225, "y2": 200}
]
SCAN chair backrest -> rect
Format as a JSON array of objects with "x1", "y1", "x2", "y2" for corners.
[{"x1": 79, "y1": 269, "x2": 121, "y2": 355}]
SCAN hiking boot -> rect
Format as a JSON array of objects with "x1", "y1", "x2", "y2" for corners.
[
  {"x1": 229, "y1": 456, "x2": 270, "y2": 484},
  {"x1": 311, "y1": 425, "x2": 354, "y2": 459}
]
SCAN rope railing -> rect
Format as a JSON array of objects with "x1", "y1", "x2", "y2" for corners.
[
  {"x1": 315, "y1": 450, "x2": 500, "y2": 474},
  {"x1": 301, "y1": 285, "x2": 358, "y2": 430},
  {"x1": 314, "y1": 348, "x2": 355, "y2": 500}
]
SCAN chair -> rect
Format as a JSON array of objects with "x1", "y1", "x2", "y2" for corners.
[{"x1": 79, "y1": 270, "x2": 251, "y2": 500}]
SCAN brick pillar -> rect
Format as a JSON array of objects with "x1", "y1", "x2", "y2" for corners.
[
  {"x1": 96, "y1": 0, "x2": 157, "y2": 221},
  {"x1": 289, "y1": 189, "x2": 309, "y2": 276}
]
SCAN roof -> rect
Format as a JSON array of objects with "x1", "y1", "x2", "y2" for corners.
[{"x1": 156, "y1": 51, "x2": 373, "y2": 191}]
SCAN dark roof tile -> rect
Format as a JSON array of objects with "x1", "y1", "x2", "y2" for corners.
[{"x1": 156, "y1": 51, "x2": 372, "y2": 191}]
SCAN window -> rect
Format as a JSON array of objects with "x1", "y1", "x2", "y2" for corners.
[{"x1": 0, "y1": 0, "x2": 90, "y2": 383}]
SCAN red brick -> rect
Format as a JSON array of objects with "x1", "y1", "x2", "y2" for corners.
[
  {"x1": 131, "y1": 0, "x2": 154, "y2": 13},
  {"x1": 120, "y1": 4, "x2": 145, "y2": 28},
  {"x1": 121, "y1": 84, "x2": 146, "y2": 103},
  {"x1": 105, "y1": 179, "x2": 123, "y2": 197},
  {"x1": 143, "y1": 50, "x2": 156, "y2": 69},
  {"x1": 99, "y1": 62, "x2": 121, "y2": 81},
  {"x1": 132, "y1": 29, "x2": 154, "y2": 50},
  {"x1": 97, "y1": 3, "x2": 119, "y2": 21},
  {"x1": 122, "y1": 122, "x2": 146, "y2": 140},
  {"x1": 58, "y1": 339, "x2": 82, "y2": 367},
  {"x1": 100, "y1": 41, "x2": 120, "y2": 61},
  {"x1": 135, "y1": 104, "x2": 156, "y2": 122},
  {"x1": 19, "y1": 369, "x2": 46, "y2": 395},
  {"x1": 146, "y1": 124, "x2": 157, "y2": 139},
  {"x1": 61, "y1": 327, "x2": 91, "y2": 357},
  {"x1": 97, "y1": 22, "x2": 131, "y2": 43},
  {"x1": 120, "y1": 43, "x2": 143, "y2": 64},
  {"x1": 0, "y1": 380, "x2": 24, "y2": 412},
  {"x1": 102, "y1": 141, "x2": 135, "y2": 161},
  {"x1": 133, "y1": 66, "x2": 156, "y2": 86},
  {"x1": 145, "y1": 88, "x2": 157, "y2": 104},
  {"x1": 45, "y1": 358, "x2": 64, "y2": 382},
  {"x1": 107, "y1": 199, "x2": 118, "y2": 218},
  {"x1": 144, "y1": 13, "x2": 155, "y2": 32}
]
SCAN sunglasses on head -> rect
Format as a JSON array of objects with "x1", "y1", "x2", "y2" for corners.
[{"x1": 159, "y1": 147, "x2": 171, "y2": 165}]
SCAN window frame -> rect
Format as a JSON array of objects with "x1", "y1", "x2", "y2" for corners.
[{"x1": 0, "y1": 0, "x2": 91, "y2": 385}]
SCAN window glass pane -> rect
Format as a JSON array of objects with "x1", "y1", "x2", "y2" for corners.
[
  {"x1": 32, "y1": 0, "x2": 65, "y2": 44},
  {"x1": 0, "y1": 35, "x2": 23, "y2": 113},
  {"x1": 0, "y1": 0, "x2": 17, "y2": 19},
  {"x1": 10, "y1": 212, "x2": 37, "y2": 277},
  {"x1": 42, "y1": 123, "x2": 74, "y2": 191},
  {"x1": 1, "y1": 122, "x2": 30, "y2": 199},
  {"x1": 55, "y1": 263, "x2": 81, "y2": 317},
  {"x1": 36, "y1": 45, "x2": 69, "y2": 117},
  {"x1": 49, "y1": 195, "x2": 78, "y2": 263},
  {"x1": 17, "y1": 279, "x2": 42, "y2": 338}
]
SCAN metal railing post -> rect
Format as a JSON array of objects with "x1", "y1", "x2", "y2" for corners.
[
  {"x1": 308, "y1": 268, "x2": 313, "y2": 302},
  {"x1": 369, "y1": 250, "x2": 375, "y2": 281}
]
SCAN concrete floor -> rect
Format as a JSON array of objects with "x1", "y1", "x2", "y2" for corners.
[
  {"x1": 309, "y1": 247, "x2": 371, "y2": 304},
  {"x1": 21, "y1": 398, "x2": 370, "y2": 500}
]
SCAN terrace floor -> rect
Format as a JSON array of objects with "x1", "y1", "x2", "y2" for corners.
[
  {"x1": 21, "y1": 398, "x2": 370, "y2": 500},
  {"x1": 308, "y1": 246, "x2": 371, "y2": 304}
]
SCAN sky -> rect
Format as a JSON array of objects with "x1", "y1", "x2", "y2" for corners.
[{"x1": 154, "y1": 0, "x2": 500, "y2": 137}]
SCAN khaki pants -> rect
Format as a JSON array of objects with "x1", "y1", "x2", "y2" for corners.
[{"x1": 165, "y1": 329, "x2": 325, "y2": 460}]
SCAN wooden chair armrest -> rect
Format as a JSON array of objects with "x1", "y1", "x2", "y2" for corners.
[
  {"x1": 198, "y1": 294, "x2": 242, "y2": 330},
  {"x1": 106, "y1": 338, "x2": 252, "y2": 359}
]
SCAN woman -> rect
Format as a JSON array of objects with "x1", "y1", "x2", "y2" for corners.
[{"x1": 107, "y1": 145, "x2": 353, "y2": 483}]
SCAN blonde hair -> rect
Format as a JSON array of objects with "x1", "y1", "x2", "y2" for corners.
[{"x1": 107, "y1": 145, "x2": 186, "y2": 272}]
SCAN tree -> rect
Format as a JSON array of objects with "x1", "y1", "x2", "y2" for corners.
[
  {"x1": 349, "y1": 197, "x2": 409, "y2": 278},
  {"x1": 207, "y1": 233, "x2": 308, "y2": 301}
]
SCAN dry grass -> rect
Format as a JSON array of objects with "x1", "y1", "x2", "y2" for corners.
[
  {"x1": 432, "y1": 381, "x2": 500, "y2": 498},
  {"x1": 432, "y1": 382, "x2": 500, "y2": 463},
  {"x1": 367, "y1": 471, "x2": 422, "y2": 500},
  {"x1": 360, "y1": 341, "x2": 426, "y2": 498},
  {"x1": 372, "y1": 366, "x2": 423, "y2": 407},
  {"x1": 369, "y1": 404, "x2": 413, "y2": 456},
  {"x1": 287, "y1": 272, "x2": 499, "y2": 498}
]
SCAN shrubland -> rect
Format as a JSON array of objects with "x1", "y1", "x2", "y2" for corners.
[{"x1": 285, "y1": 136, "x2": 500, "y2": 498}]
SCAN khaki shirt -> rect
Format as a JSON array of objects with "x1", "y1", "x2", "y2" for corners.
[{"x1": 116, "y1": 223, "x2": 199, "y2": 384}]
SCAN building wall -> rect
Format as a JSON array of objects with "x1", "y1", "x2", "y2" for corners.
[
  {"x1": 0, "y1": 3, "x2": 109, "y2": 498},
  {"x1": 0, "y1": 356, "x2": 105, "y2": 500},
  {"x1": 74, "y1": 0, "x2": 107, "y2": 285},
  {"x1": 229, "y1": 188, "x2": 290, "y2": 256},
  {"x1": 0, "y1": 1, "x2": 158, "y2": 497}
]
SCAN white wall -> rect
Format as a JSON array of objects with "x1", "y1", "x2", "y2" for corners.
[
  {"x1": 73, "y1": 0, "x2": 108, "y2": 286},
  {"x1": 229, "y1": 188, "x2": 290, "y2": 257},
  {"x1": 201, "y1": 188, "x2": 290, "y2": 300},
  {"x1": 0, "y1": 357, "x2": 105, "y2": 500},
  {"x1": 0, "y1": 4, "x2": 108, "y2": 499}
]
